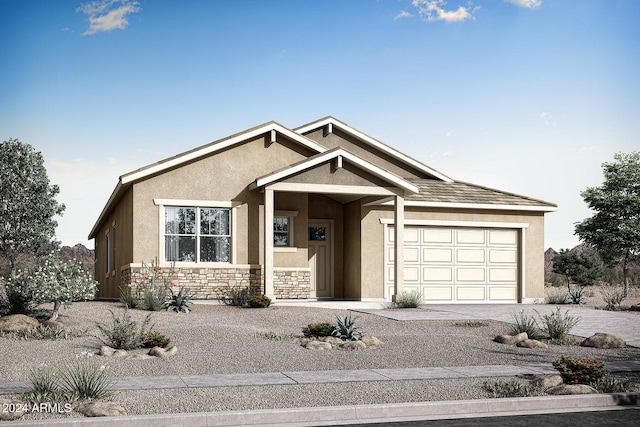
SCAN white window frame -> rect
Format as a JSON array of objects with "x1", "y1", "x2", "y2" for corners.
[
  {"x1": 274, "y1": 210, "x2": 298, "y2": 252},
  {"x1": 155, "y1": 199, "x2": 240, "y2": 265}
]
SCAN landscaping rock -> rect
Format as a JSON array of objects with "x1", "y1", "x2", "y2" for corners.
[
  {"x1": 76, "y1": 401, "x2": 126, "y2": 417},
  {"x1": 340, "y1": 340, "x2": 367, "y2": 350},
  {"x1": 304, "y1": 340, "x2": 332, "y2": 350},
  {"x1": 0, "y1": 314, "x2": 39, "y2": 331},
  {"x1": 113, "y1": 349, "x2": 128, "y2": 357},
  {"x1": 148, "y1": 345, "x2": 178, "y2": 358},
  {"x1": 493, "y1": 332, "x2": 528, "y2": 345},
  {"x1": 99, "y1": 345, "x2": 116, "y2": 356},
  {"x1": 580, "y1": 332, "x2": 626, "y2": 349},
  {"x1": 0, "y1": 398, "x2": 26, "y2": 421},
  {"x1": 531, "y1": 374, "x2": 563, "y2": 389},
  {"x1": 361, "y1": 336, "x2": 384, "y2": 347},
  {"x1": 545, "y1": 384, "x2": 598, "y2": 395},
  {"x1": 41, "y1": 319, "x2": 64, "y2": 329},
  {"x1": 319, "y1": 336, "x2": 344, "y2": 345},
  {"x1": 629, "y1": 304, "x2": 640, "y2": 312},
  {"x1": 516, "y1": 339, "x2": 548, "y2": 349}
]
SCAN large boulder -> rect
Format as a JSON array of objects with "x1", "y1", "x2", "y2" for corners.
[
  {"x1": 545, "y1": 384, "x2": 598, "y2": 395},
  {"x1": 41, "y1": 319, "x2": 64, "y2": 330},
  {"x1": 531, "y1": 374, "x2": 563, "y2": 390},
  {"x1": 580, "y1": 333, "x2": 626, "y2": 349},
  {"x1": 340, "y1": 340, "x2": 367, "y2": 350},
  {"x1": 361, "y1": 336, "x2": 384, "y2": 347},
  {"x1": 319, "y1": 336, "x2": 344, "y2": 345},
  {"x1": 304, "y1": 340, "x2": 332, "y2": 350},
  {"x1": 76, "y1": 401, "x2": 126, "y2": 417},
  {"x1": 0, "y1": 314, "x2": 39, "y2": 331},
  {"x1": 494, "y1": 332, "x2": 528, "y2": 345},
  {"x1": 516, "y1": 339, "x2": 548, "y2": 349}
]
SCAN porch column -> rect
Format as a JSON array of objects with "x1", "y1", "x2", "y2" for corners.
[
  {"x1": 393, "y1": 194, "x2": 404, "y2": 301},
  {"x1": 264, "y1": 187, "x2": 275, "y2": 299}
]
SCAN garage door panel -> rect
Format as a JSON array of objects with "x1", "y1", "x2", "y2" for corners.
[
  {"x1": 489, "y1": 268, "x2": 517, "y2": 283},
  {"x1": 404, "y1": 247, "x2": 420, "y2": 263},
  {"x1": 457, "y1": 286, "x2": 486, "y2": 300},
  {"x1": 456, "y1": 249, "x2": 485, "y2": 263},
  {"x1": 424, "y1": 286, "x2": 453, "y2": 301},
  {"x1": 423, "y1": 228, "x2": 453, "y2": 244},
  {"x1": 422, "y1": 248, "x2": 453, "y2": 263},
  {"x1": 489, "y1": 249, "x2": 517, "y2": 264},
  {"x1": 489, "y1": 286, "x2": 517, "y2": 300},
  {"x1": 456, "y1": 230, "x2": 485, "y2": 245},
  {"x1": 489, "y1": 230, "x2": 517, "y2": 245},
  {"x1": 423, "y1": 267, "x2": 453, "y2": 283},
  {"x1": 404, "y1": 227, "x2": 420, "y2": 244},
  {"x1": 404, "y1": 266, "x2": 420, "y2": 282},
  {"x1": 456, "y1": 267, "x2": 486, "y2": 282}
]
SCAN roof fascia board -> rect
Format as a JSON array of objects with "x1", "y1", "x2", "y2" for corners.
[
  {"x1": 121, "y1": 122, "x2": 327, "y2": 185},
  {"x1": 379, "y1": 200, "x2": 558, "y2": 212},
  {"x1": 253, "y1": 148, "x2": 419, "y2": 194},
  {"x1": 295, "y1": 117, "x2": 454, "y2": 183}
]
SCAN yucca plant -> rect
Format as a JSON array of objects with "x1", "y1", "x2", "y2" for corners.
[
  {"x1": 537, "y1": 307, "x2": 579, "y2": 340},
  {"x1": 56, "y1": 352, "x2": 115, "y2": 401},
  {"x1": 164, "y1": 287, "x2": 193, "y2": 313},
  {"x1": 509, "y1": 310, "x2": 542, "y2": 340},
  {"x1": 332, "y1": 312, "x2": 363, "y2": 341}
]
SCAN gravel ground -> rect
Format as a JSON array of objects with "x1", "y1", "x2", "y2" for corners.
[{"x1": 2, "y1": 300, "x2": 639, "y2": 421}]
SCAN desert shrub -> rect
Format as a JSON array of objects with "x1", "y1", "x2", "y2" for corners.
[
  {"x1": 538, "y1": 307, "x2": 579, "y2": 340},
  {"x1": 119, "y1": 286, "x2": 138, "y2": 309},
  {"x1": 140, "y1": 286, "x2": 165, "y2": 311},
  {"x1": 132, "y1": 259, "x2": 177, "y2": 311},
  {"x1": 165, "y1": 287, "x2": 194, "y2": 313},
  {"x1": 392, "y1": 290, "x2": 423, "y2": 308},
  {"x1": 553, "y1": 355, "x2": 607, "y2": 384},
  {"x1": 483, "y1": 379, "x2": 543, "y2": 398},
  {"x1": 143, "y1": 331, "x2": 171, "y2": 348},
  {"x1": 509, "y1": 310, "x2": 542, "y2": 340},
  {"x1": 27, "y1": 363, "x2": 64, "y2": 403},
  {"x1": 546, "y1": 288, "x2": 569, "y2": 304},
  {"x1": 302, "y1": 322, "x2": 334, "y2": 338},
  {"x1": 56, "y1": 351, "x2": 114, "y2": 401},
  {"x1": 0, "y1": 324, "x2": 86, "y2": 341},
  {"x1": 247, "y1": 295, "x2": 271, "y2": 308},
  {"x1": 258, "y1": 331, "x2": 297, "y2": 341},
  {"x1": 95, "y1": 309, "x2": 153, "y2": 350},
  {"x1": 601, "y1": 287, "x2": 626, "y2": 311},
  {"x1": 568, "y1": 287, "x2": 586, "y2": 304},
  {"x1": 332, "y1": 313, "x2": 363, "y2": 341},
  {"x1": 591, "y1": 376, "x2": 636, "y2": 393},
  {"x1": 220, "y1": 286, "x2": 251, "y2": 306}
]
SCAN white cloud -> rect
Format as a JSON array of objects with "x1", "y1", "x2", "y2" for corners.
[
  {"x1": 411, "y1": 0, "x2": 479, "y2": 23},
  {"x1": 77, "y1": 0, "x2": 140, "y2": 36},
  {"x1": 505, "y1": 0, "x2": 542, "y2": 9},
  {"x1": 539, "y1": 111, "x2": 556, "y2": 127},
  {"x1": 394, "y1": 10, "x2": 414, "y2": 20},
  {"x1": 445, "y1": 130, "x2": 454, "y2": 138},
  {"x1": 443, "y1": 150, "x2": 455, "y2": 157}
]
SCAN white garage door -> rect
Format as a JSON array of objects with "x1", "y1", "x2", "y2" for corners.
[{"x1": 385, "y1": 226, "x2": 519, "y2": 303}]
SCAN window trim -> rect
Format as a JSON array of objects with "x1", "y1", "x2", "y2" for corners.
[
  {"x1": 155, "y1": 200, "x2": 240, "y2": 265},
  {"x1": 274, "y1": 210, "x2": 298, "y2": 252}
]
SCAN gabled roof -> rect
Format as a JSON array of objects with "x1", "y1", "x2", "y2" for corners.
[
  {"x1": 250, "y1": 147, "x2": 419, "y2": 194},
  {"x1": 294, "y1": 116, "x2": 453, "y2": 183}
]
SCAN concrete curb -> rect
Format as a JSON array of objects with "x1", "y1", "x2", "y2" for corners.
[{"x1": 5, "y1": 393, "x2": 639, "y2": 426}]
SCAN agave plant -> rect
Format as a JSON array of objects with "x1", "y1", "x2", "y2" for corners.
[
  {"x1": 164, "y1": 287, "x2": 193, "y2": 313},
  {"x1": 332, "y1": 312, "x2": 363, "y2": 341}
]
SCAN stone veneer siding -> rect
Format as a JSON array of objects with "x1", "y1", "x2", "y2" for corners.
[{"x1": 121, "y1": 265, "x2": 311, "y2": 299}]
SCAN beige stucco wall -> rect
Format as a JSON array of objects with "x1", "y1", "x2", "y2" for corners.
[
  {"x1": 131, "y1": 135, "x2": 314, "y2": 266},
  {"x1": 360, "y1": 205, "x2": 547, "y2": 301}
]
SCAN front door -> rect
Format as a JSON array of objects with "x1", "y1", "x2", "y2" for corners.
[{"x1": 308, "y1": 220, "x2": 333, "y2": 298}]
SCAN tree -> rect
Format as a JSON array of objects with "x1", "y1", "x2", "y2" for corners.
[
  {"x1": 575, "y1": 151, "x2": 640, "y2": 296},
  {"x1": 0, "y1": 139, "x2": 65, "y2": 276},
  {"x1": 4, "y1": 252, "x2": 98, "y2": 320},
  {"x1": 552, "y1": 249, "x2": 600, "y2": 291}
]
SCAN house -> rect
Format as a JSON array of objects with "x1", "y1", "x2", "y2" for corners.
[{"x1": 89, "y1": 117, "x2": 557, "y2": 303}]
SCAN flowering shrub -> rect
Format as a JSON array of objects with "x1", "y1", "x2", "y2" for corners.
[
  {"x1": 4, "y1": 252, "x2": 97, "y2": 319},
  {"x1": 125, "y1": 259, "x2": 177, "y2": 311},
  {"x1": 143, "y1": 331, "x2": 171, "y2": 348},
  {"x1": 553, "y1": 355, "x2": 607, "y2": 384}
]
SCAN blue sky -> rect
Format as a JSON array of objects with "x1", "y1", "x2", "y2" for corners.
[{"x1": 1, "y1": 0, "x2": 638, "y2": 251}]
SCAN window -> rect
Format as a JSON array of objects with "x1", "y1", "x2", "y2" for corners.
[
  {"x1": 164, "y1": 207, "x2": 230, "y2": 262},
  {"x1": 273, "y1": 216, "x2": 290, "y2": 247},
  {"x1": 105, "y1": 232, "x2": 110, "y2": 274},
  {"x1": 112, "y1": 224, "x2": 117, "y2": 272}
]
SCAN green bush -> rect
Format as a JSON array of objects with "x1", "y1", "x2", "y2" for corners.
[
  {"x1": 509, "y1": 310, "x2": 542, "y2": 340},
  {"x1": 142, "y1": 331, "x2": 171, "y2": 348},
  {"x1": 553, "y1": 355, "x2": 607, "y2": 384},
  {"x1": 220, "y1": 286, "x2": 251, "y2": 306},
  {"x1": 392, "y1": 290, "x2": 423, "y2": 308},
  {"x1": 165, "y1": 287, "x2": 194, "y2": 313},
  {"x1": 119, "y1": 286, "x2": 138, "y2": 309},
  {"x1": 332, "y1": 313, "x2": 363, "y2": 341},
  {"x1": 591, "y1": 376, "x2": 636, "y2": 393},
  {"x1": 247, "y1": 295, "x2": 271, "y2": 308},
  {"x1": 302, "y1": 322, "x2": 334, "y2": 338},
  {"x1": 95, "y1": 309, "x2": 153, "y2": 350},
  {"x1": 538, "y1": 307, "x2": 579, "y2": 340},
  {"x1": 483, "y1": 379, "x2": 543, "y2": 398},
  {"x1": 140, "y1": 286, "x2": 166, "y2": 311},
  {"x1": 0, "y1": 324, "x2": 86, "y2": 341}
]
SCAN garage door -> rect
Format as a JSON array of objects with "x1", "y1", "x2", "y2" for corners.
[{"x1": 385, "y1": 227, "x2": 519, "y2": 303}]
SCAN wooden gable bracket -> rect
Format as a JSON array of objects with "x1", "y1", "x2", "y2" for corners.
[
  {"x1": 331, "y1": 155, "x2": 343, "y2": 173},
  {"x1": 267, "y1": 129, "x2": 277, "y2": 146}
]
